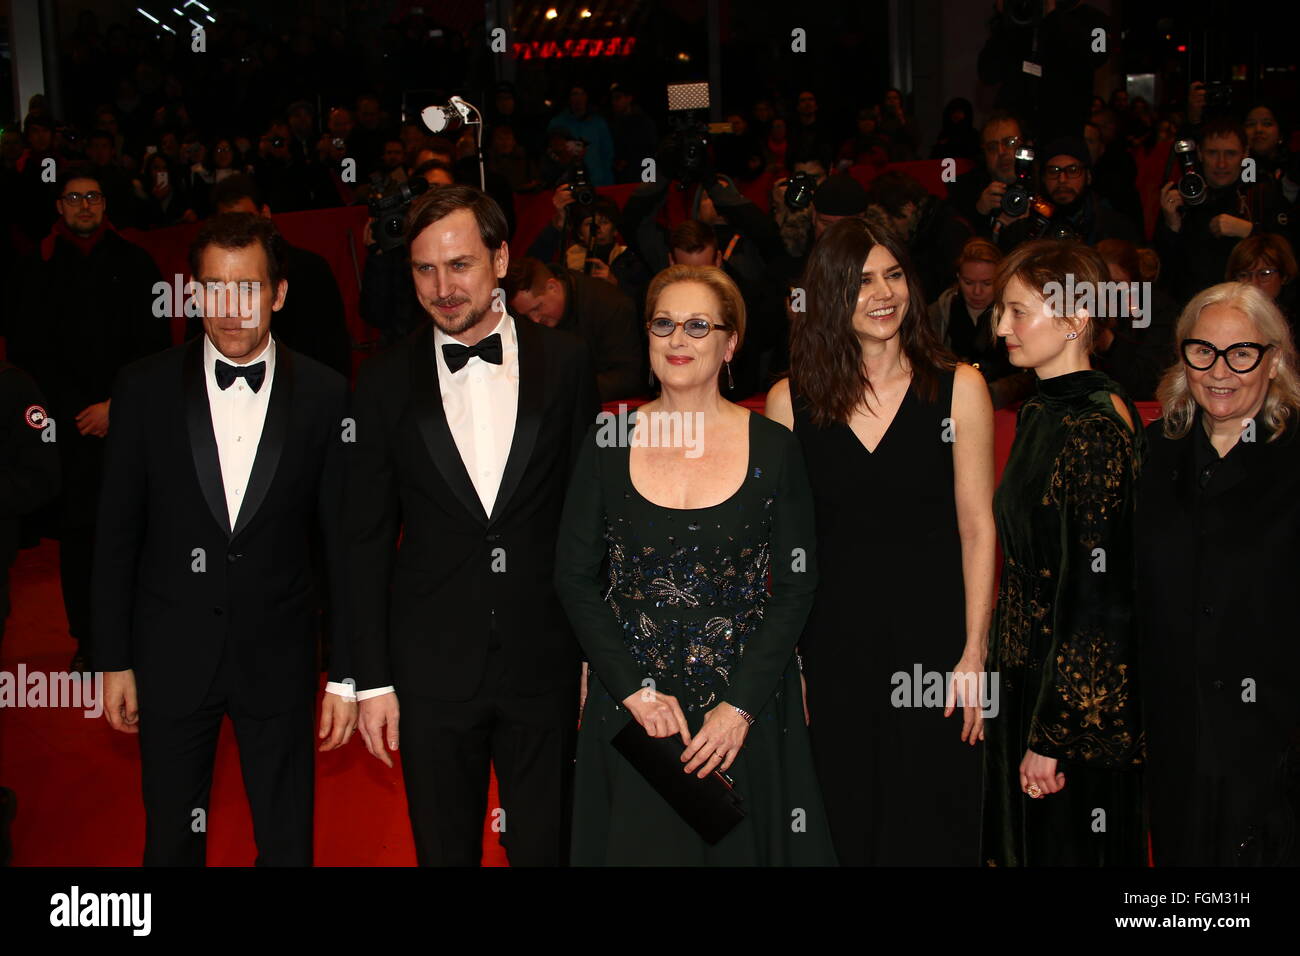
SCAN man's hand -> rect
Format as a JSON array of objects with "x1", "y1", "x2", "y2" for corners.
[
  {"x1": 551, "y1": 186, "x2": 576, "y2": 229},
  {"x1": 75, "y1": 400, "x2": 110, "y2": 438},
  {"x1": 1160, "y1": 182, "x2": 1184, "y2": 232},
  {"x1": 975, "y1": 180, "x2": 1008, "y2": 217},
  {"x1": 358, "y1": 693, "x2": 400, "y2": 767},
  {"x1": 1209, "y1": 213, "x2": 1252, "y2": 239},
  {"x1": 318, "y1": 692, "x2": 358, "y2": 751},
  {"x1": 104, "y1": 669, "x2": 139, "y2": 734},
  {"x1": 586, "y1": 258, "x2": 613, "y2": 282}
]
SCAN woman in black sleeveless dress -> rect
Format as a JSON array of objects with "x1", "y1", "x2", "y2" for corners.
[{"x1": 766, "y1": 219, "x2": 998, "y2": 865}]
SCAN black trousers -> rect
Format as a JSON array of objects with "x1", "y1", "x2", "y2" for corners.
[
  {"x1": 398, "y1": 640, "x2": 578, "y2": 867},
  {"x1": 137, "y1": 641, "x2": 315, "y2": 866},
  {"x1": 58, "y1": 524, "x2": 94, "y2": 656}
]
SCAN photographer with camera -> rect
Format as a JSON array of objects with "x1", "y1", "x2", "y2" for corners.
[
  {"x1": 995, "y1": 135, "x2": 1141, "y2": 251},
  {"x1": 1156, "y1": 117, "x2": 1295, "y2": 302},
  {"x1": 526, "y1": 186, "x2": 650, "y2": 311},
  {"x1": 771, "y1": 149, "x2": 830, "y2": 260},
  {"x1": 622, "y1": 149, "x2": 790, "y2": 285},
  {"x1": 946, "y1": 112, "x2": 1031, "y2": 239},
  {"x1": 358, "y1": 161, "x2": 455, "y2": 345}
]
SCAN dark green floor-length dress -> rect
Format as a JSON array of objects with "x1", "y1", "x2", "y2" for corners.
[
  {"x1": 982, "y1": 369, "x2": 1148, "y2": 866},
  {"x1": 555, "y1": 410, "x2": 838, "y2": 865}
]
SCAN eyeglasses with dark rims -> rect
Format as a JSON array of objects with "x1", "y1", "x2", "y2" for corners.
[
  {"x1": 1180, "y1": 338, "x2": 1273, "y2": 373},
  {"x1": 648, "y1": 317, "x2": 730, "y2": 338}
]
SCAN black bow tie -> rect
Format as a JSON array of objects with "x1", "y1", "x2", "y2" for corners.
[
  {"x1": 215, "y1": 359, "x2": 266, "y2": 392},
  {"x1": 442, "y1": 333, "x2": 503, "y2": 373}
]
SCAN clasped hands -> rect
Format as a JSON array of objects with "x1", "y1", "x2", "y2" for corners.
[{"x1": 622, "y1": 687, "x2": 749, "y2": 778}]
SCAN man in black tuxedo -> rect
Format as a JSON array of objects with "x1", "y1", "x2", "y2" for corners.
[
  {"x1": 349, "y1": 185, "x2": 597, "y2": 866},
  {"x1": 94, "y1": 213, "x2": 358, "y2": 866}
]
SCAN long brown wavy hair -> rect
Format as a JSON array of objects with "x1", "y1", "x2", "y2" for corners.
[{"x1": 789, "y1": 217, "x2": 954, "y2": 426}]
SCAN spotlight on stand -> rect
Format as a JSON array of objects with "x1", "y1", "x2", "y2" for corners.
[{"x1": 420, "y1": 96, "x2": 486, "y2": 191}]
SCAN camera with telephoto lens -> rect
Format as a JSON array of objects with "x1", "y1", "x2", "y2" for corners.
[
  {"x1": 1026, "y1": 195, "x2": 1077, "y2": 241},
  {"x1": 1000, "y1": 147, "x2": 1037, "y2": 217},
  {"x1": 367, "y1": 175, "x2": 430, "y2": 252},
  {"x1": 784, "y1": 171, "x2": 817, "y2": 211},
  {"x1": 1174, "y1": 139, "x2": 1206, "y2": 206}
]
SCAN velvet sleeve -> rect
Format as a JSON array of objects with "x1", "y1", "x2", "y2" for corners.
[{"x1": 1029, "y1": 412, "x2": 1145, "y2": 768}]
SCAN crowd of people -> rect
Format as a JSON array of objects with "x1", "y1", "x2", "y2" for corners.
[{"x1": 3, "y1": 6, "x2": 1300, "y2": 871}]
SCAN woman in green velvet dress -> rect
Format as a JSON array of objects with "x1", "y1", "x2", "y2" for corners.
[
  {"x1": 982, "y1": 241, "x2": 1147, "y2": 866},
  {"x1": 554, "y1": 265, "x2": 837, "y2": 865}
]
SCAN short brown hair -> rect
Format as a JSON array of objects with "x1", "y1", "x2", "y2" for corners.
[
  {"x1": 502, "y1": 257, "x2": 554, "y2": 300},
  {"x1": 404, "y1": 183, "x2": 508, "y2": 253},
  {"x1": 669, "y1": 220, "x2": 717, "y2": 256},
  {"x1": 1226, "y1": 233, "x2": 1298, "y2": 283},
  {"x1": 644, "y1": 265, "x2": 746, "y2": 351},
  {"x1": 189, "y1": 212, "x2": 285, "y2": 288},
  {"x1": 994, "y1": 239, "x2": 1113, "y2": 352}
]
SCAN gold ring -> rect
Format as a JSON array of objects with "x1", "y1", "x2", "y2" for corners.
[{"x1": 1026, "y1": 784, "x2": 1042, "y2": 799}]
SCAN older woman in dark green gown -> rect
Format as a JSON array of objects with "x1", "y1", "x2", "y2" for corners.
[
  {"x1": 982, "y1": 241, "x2": 1147, "y2": 866},
  {"x1": 555, "y1": 265, "x2": 836, "y2": 865}
]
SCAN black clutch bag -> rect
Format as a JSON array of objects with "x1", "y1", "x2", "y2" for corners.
[{"x1": 610, "y1": 719, "x2": 746, "y2": 845}]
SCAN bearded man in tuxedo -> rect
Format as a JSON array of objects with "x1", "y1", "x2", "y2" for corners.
[{"x1": 348, "y1": 185, "x2": 597, "y2": 865}]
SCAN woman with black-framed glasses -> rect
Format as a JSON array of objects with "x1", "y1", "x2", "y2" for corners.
[{"x1": 1137, "y1": 281, "x2": 1300, "y2": 865}]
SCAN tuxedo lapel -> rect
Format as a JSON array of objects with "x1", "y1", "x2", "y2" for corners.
[
  {"x1": 184, "y1": 338, "x2": 232, "y2": 539},
  {"x1": 410, "y1": 325, "x2": 489, "y2": 525},
  {"x1": 490, "y1": 316, "x2": 545, "y2": 525},
  {"x1": 231, "y1": 344, "x2": 292, "y2": 540}
]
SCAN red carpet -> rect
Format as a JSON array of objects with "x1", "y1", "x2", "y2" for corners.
[{"x1": 0, "y1": 540, "x2": 507, "y2": 866}]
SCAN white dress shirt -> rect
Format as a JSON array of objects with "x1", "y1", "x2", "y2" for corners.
[
  {"x1": 203, "y1": 335, "x2": 354, "y2": 702},
  {"x1": 203, "y1": 334, "x2": 275, "y2": 528},
  {"x1": 433, "y1": 311, "x2": 520, "y2": 517},
  {"x1": 357, "y1": 312, "x2": 521, "y2": 702}
]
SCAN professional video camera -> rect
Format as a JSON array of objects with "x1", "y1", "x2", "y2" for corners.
[
  {"x1": 1173, "y1": 139, "x2": 1207, "y2": 206},
  {"x1": 660, "y1": 82, "x2": 714, "y2": 186},
  {"x1": 1001, "y1": 147, "x2": 1038, "y2": 218},
  {"x1": 367, "y1": 176, "x2": 429, "y2": 252}
]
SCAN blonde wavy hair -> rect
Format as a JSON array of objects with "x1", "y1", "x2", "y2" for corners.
[{"x1": 1157, "y1": 282, "x2": 1300, "y2": 440}]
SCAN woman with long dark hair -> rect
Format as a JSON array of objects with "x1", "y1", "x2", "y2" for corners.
[{"x1": 766, "y1": 219, "x2": 997, "y2": 864}]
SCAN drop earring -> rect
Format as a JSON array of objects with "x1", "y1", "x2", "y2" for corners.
[{"x1": 726, "y1": 361, "x2": 735, "y2": 390}]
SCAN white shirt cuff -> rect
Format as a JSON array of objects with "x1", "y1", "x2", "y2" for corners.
[
  {"x1": 324, "y1": 681, "x2": 357, "y2": 701},
  {"x1": 356, "y1": 685, "x2": 396, "y2": 701}
]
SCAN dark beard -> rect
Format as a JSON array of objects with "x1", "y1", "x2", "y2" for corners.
[{"x1": 428, "y1": 298, "x2": 490, "y2": 336}]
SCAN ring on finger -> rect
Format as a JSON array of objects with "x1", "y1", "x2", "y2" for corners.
[{"x1": 1026, "y1": 783, "x2": 1043, "y2": 799}]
